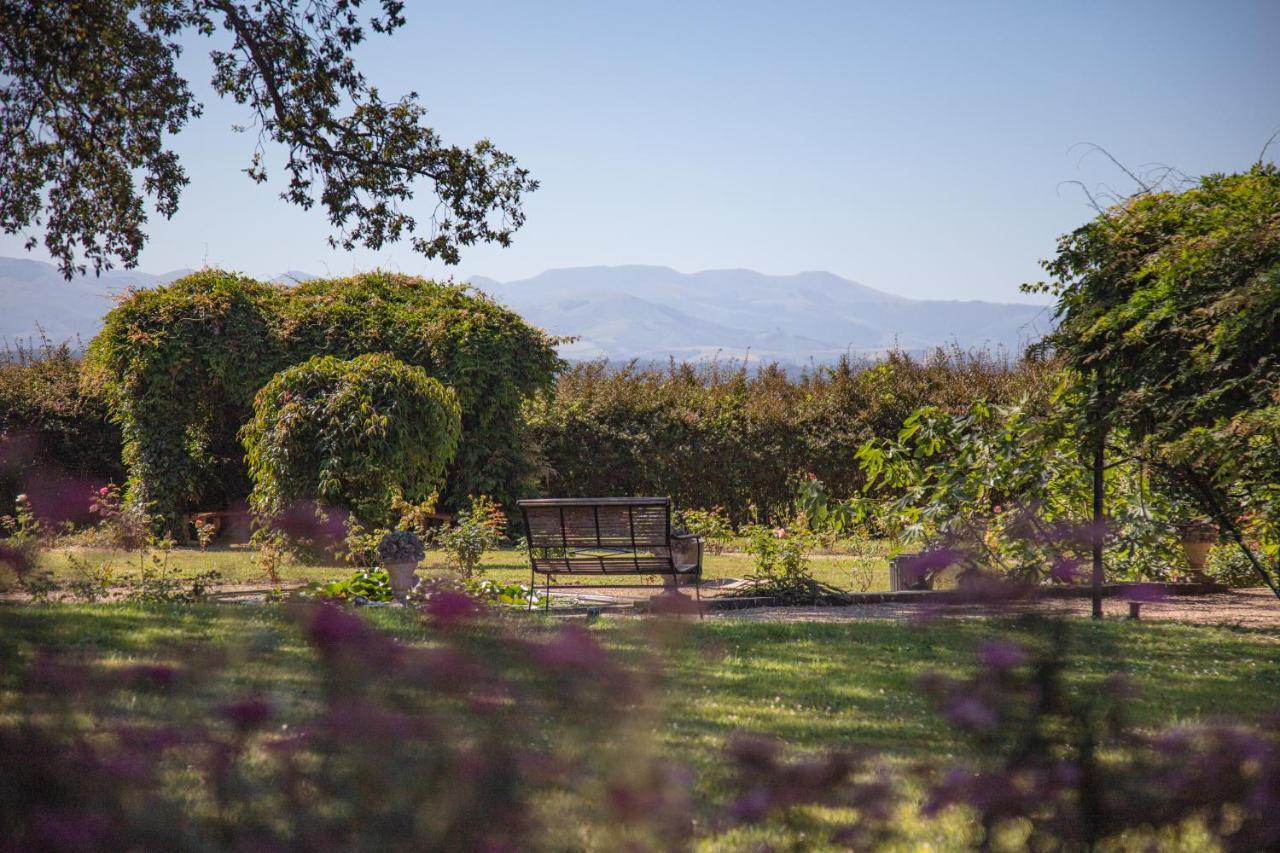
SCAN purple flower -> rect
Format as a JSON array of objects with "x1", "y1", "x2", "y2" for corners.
[
  {"x1": 533, "y1": 624, "x2": 609, "y2": 673},
  {"x1": 221, "y1": 696, "x2": 274, "y2": 730},
  {"x1": 945, "y1": 696, "x2": 998, "y2": 732},
  {"x1": 425, "y1": 590, "x2": 478, "y2": 626},
  {"x1": 978, "y1": 639, "x2": 1029, "y2": 671}
]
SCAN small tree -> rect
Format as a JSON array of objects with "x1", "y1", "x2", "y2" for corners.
[
  {"x1": 241, "y1": 353, "x2": 461, "y2": 530},
  {"x1": 1031, "y1": 163, "x2": 1280, "y2": 592}
]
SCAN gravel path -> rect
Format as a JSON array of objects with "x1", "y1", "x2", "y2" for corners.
[{"x1": 710, "y1": 588, "x2": 1280, "y2": 630}]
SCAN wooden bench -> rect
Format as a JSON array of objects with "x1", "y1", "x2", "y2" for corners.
[{"x1": 517, "y1": 497, "x2": 703, "y2": 610}]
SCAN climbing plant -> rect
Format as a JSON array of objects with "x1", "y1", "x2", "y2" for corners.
[
  {"x1": 85, "y1": 270, "x2": 561, "y2": 534},
  {"x1": 241, "y1": 354, "x2": 460, "y2": 529}
]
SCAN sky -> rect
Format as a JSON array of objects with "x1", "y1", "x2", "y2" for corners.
[{"x1": 3, "y1": 0, "x2": 1279, "y2": 303}]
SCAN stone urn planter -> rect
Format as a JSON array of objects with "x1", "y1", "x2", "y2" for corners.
[
  {"x1": 1179, "y1": 519, "x2": 1218, "y2": 583},
  {"x1": 378, "y1": 530, "x2": 426, "y2": 601},
  {"x1": 384, "y1": 560, "x2": 421, "y2": 600}
]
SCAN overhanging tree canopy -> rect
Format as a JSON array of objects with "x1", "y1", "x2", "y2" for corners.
[
  {"x1": 0, "y1": 0, "x2": 537, "y2": 278},
  {"x1": 84, "y1": 270, "x2": 562, "y2": 533}
]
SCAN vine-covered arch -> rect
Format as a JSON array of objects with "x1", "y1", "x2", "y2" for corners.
[{"x1": 85, "y1": 270, "x2": 561, "y2": 533}]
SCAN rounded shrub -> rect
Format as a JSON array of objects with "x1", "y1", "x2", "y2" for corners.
[{"x1": 240, "y1": 353, "x2": 462, "y2": 529}]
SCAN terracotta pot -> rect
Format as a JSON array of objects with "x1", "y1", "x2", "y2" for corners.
[{"x1": 384, "y1": 560, "x2": 420, "y2": 600}]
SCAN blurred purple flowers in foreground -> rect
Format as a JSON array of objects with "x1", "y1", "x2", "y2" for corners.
[{"x1": 2, "y1": 603, "x2": 1279, "y2": 850}]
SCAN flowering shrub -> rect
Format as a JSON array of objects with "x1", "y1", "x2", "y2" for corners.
[
  {"x1": 86, "y1": 482, "x2": 149, "y2": 549},
  {"x1": 433, "y1": 495, "x2": 505, "y2": 579},
  {"x1": 738, "y1": 523, "x2": 849, "y2": 602},
  {"x1": 0, "y1": 493, "x2": 42, "y2": 579}
]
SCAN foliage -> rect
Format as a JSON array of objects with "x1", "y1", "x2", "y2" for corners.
[
  {"x1": 312, "y1": 567, "x2": 395, "y2": 602},
  {"x1": 526, "y1": 350, "x2": 1054, "y2": 524},
  {"x1": 672, "y1": 506, "x2": 733, "y2": 555},
  {"x1": 0, "y1": 0, "x2": 536, "y2": 279},
  {"x1": 1031, "y1": 163, "x2": 1280, "y2": 587},
  {"x1": 794, "y1": 473, "x2": 857, "y2": 542},
  {"x1": 410, "y1": 575, "x2": 541, "y2": 609},
  {"x1": 433, "y1": 495, "x2": 506, "y2": 579},
  {"x1": 1206, "y1": 542, "x2": 1264, "y2": 588},
  {"x1": 376, "y1": 529, "x2": 425, "y2": 565},
  {"x1": 242, "y1": 353, "x2": 461, "y2": 529},
  {"x1": 856, "y1": 394, "x2": 1193, "y2": 583},
  {"x1": 86, "y1": 270, "x2": 561, "y2": 533},
  {"x1": 0, "y1": 339, "x2": 123, "y2": 517}
]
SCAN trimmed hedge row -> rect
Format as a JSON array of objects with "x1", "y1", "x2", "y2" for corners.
[{"x1": 524, "y1": 352, "x2": 1055, "y2": 524}]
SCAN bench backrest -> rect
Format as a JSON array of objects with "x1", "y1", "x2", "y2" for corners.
[{"x1": 518, "y1": 497, "x2": 673, "y2": 575}]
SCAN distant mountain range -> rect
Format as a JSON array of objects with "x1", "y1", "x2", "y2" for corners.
[
  {"x1": 0, "y1": 256, "x2": 1050, "y2": 363},
  {"x1": 471, "y1": 266, "x2": 1051, "y2": 363},
  {"x1": 0, "y1": 256, "x2": 315, "y2": 347}
]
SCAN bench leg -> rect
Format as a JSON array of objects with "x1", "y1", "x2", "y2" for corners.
[
  {"x1": 528, "y1": 566, "x2": 535, "y2": 612},
  {"x1": 545, "y1": 575, "x2": 551, "y2": 612}
]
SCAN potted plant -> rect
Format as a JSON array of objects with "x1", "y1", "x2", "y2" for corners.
[
  {"x1": 1178, "y1": 518, "x2": 1218, "y2": 583},
  {"x1": 378, "y1": 530, "x2": 425, "y2": 600}
]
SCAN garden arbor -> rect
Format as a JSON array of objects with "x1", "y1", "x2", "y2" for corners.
[{"x1": 86, "y1": 270, "x2": 562, "y2": 535}]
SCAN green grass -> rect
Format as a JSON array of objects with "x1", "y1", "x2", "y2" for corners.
[
  {"x1": 1, "y1": 602, "x2": 1276, "y2": 847},
  {"x1": 32, "y1": 541, "x2": 893, "y2": 592}
]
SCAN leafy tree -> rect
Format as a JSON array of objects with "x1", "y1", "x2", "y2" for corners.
[
  {"x1": 0, "y1": 0, "x2": 536, "y2": 278},
  {"x1": 241, "y1": 352, "x2": 461, "y2": 528},
  {"x1": 1029, "y1": 163, "x2": 1280, "y2": 588}
]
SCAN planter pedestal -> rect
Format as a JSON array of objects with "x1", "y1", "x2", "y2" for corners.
[{"x1": 385, "y1": 561, "x2": 420, "y2": 601}]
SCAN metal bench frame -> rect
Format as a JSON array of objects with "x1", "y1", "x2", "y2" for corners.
[{"x1": 517, "y1": 497, "x2": 703, "y2": 611}]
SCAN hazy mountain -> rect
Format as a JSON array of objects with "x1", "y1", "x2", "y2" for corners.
[
  {"x1": 0, "y1": 257, "x2": 1051, "y2": 363},
  {"x1": 0, "y1": 256, "x2": 194, "y2": 346},
  {"x1": 0, "y1": 258, "x2": 312, "y2": 347},
  {"x1": 471, "y1": 265, "x2": 1051, "y2": 363}
]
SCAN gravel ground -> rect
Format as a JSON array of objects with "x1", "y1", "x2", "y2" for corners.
[{"x1": 710, "y1": 588, "x2": 1280, "y2": 630}]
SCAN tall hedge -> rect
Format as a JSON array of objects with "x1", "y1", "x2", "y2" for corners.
[
  {"x1": 85, "y1": 270, "x2": 561, "y2": 533},
  {"x1": 524, "y1": 352, "x2": 1053, "y2": 524},
  {"x1": 0, "y1": 341, "x2": 123, "y2": 518},
  {"x1": 241, "y1": 354, "x2": 461, "y2": 527}
]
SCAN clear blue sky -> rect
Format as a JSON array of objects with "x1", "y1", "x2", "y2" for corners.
[{"x1": 4, "y1": 0, "x2": 1279, "y2": 302}]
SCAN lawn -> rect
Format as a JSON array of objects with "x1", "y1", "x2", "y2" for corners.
[
  {"x1": 31, "y1": 540, "x2": 894, "y2": 593},
  {"x1": 2, "y1": 601, "x2": 1277, "y2": 847}
]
